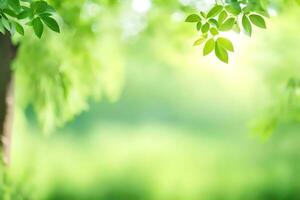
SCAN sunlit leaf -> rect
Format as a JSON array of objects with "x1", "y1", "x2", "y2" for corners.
[
  {"x1": 196, "y1": 21, "x2": 202, "y2": 31},
  {"x1": 217, "y1": 37, "x2": 234, "y2": 52},
  {"x1": 203, "y1": 38, "x2": 215, "y2": 56},
  {"x1": 249, "y1": 14, "x2": 266, "y2": 29},
  {"x1": 219, "y1": 17, "x2": 235, "y2": 31},
  {"x1": 225, "y1": 4, "x2": 241, "y2": 15},
  {"x1": 208, "y1": 19, "x2": 218, "y2": 27},
  {"x1": 210, "y1": 27, "x2": 219, "y2": 35},
  {"x1": 215, "y1": 41, "x2": 228, "y2": 63},
  {"x1": 201, "y1": 23, "x2": 210, "y2": 33},
  {"x1": 193, "y1": 37, "x2": 206, "y2": 46},
  {"x1": 185, "y1": 14, "x2": 201, "y2": 23},
  {"x1": 207, "y1": 4, "x2": 223, "y2": 18},
  {"x1": 218, "y1": 11, "x2": 228, "y2": 24},
  {"x1": 242, "y1": 15, "x2": 252, "y2": 36}
]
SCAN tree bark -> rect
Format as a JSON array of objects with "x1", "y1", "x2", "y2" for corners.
[{"x1": 0, "y1": 34, "x2": 17, "y2": 167}]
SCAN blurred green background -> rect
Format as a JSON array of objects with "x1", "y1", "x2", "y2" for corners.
[{"x1": 2, "y1": 0, "x2": 300, "y2": 199}]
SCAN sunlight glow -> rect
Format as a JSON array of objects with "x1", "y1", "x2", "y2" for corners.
[
  {"x1": 268, "y1": 7, "x2": 278, "y2": 16},
  {"x1": 179, "y1": 0, "x2": 213, "y2": 11},
  {"x1": 132, "y1": 0, "x2": 152, "y2": 14}
]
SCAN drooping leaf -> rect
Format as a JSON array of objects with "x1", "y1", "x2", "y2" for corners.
[
  {"x1": 249, "y1": 14, "x2": 266, "y2": 29},
  {"x1": 8, "y1": 0, "x2": 21, "y2": 11},
  {"x1": 217, "y1": 37, "x2": 234, "y2": 52},
  {"x1": 196, "y1": 21, "x2": 202, "y2": 31},
  {"x1": 215, "y1": 41, "x2": 228, "y2": 63},
  {"x1": 242, "y1": 15, "x2": 252, "y2": 36},
  {"x1": 32, "y1": 17, "x2": 44, "y2": 38},
  {"x1": 41, "y1": 16, "x2": 60, "y2": 33},
  {"x1": 203, "y1": 38, "x2": 215, "y2": 56},
  {"x1": 14, "y1": 21, "x2": 24, "y2": 35}
]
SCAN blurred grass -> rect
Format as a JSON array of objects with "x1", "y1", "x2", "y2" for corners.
[{"x1": 5, "y1": 120, "x2": 300, "y2": 200}]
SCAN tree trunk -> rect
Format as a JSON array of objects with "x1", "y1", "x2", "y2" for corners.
[{"x1": 0, "y1": 34, "x2": 17, "y2": 167}]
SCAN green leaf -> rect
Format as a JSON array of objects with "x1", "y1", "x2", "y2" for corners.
[
  {"x1": 242, "y1": 5, "x2": 252, "y2": 14},
  {"x1": 219, "y1": 17, "x2": 235, "y2": 31},
  {"x1": 215, "y1": 41, "x2": 228, "y2": 63},
  {"x1": 255, "y1": 10, "x2": 270, "y2": 18},
  {"x1": 218, "y1": 10, "x2": 228, "y2": 24},
  {"x1": 207, "y1": 5, "x2": 223, "y2": 18},
  {"x1": 200, "y1": 11, "x2": 206, "y2": 18},
  {"x1": 26, "y1": 21, "x2": 33, "y2": 26},
  {"x1": 9, "y1": 22, "x2": 15, "y2": 36},
  {"x1": 8, "y1": 0, "x2": 21, "y2": 11},
  {"x1": 217, "y1": 37, "x2": 234, "y2": 52},
  {"x1": 185, "y1": 14, "x2": 201, "y2": 23},
  {"x1": 210, "y1": 27, "x2": 219, "y2": 36},
  {"x1": 1, "y1": 17, "x2": 11, "y2": 31},
  {"x1": 232, "y1": 23, "x2": 241, "y2": 33},
  {"x1": 14, "y1": 22, "x2": 24, "y2": 35},
  {"x1": 225, "y1": 5, "x2": 241, "y2": 15},
  {"x1": 201, "y1": 23, "x2": 210, "y2": 33},
  {"x1": 3, "y1": 9, "x2": 17, "y2": 17},
  {"x1": 242, "y1": 15, "x2": 252, "y2": 36},
  {"x1": 0, "y1": 22, "x2": 5, "y2": 34},
  {"x1": 32, "y1": 17, "x2": 43, "y2": 38},
  {"x1": 32, "y1": 1, "x2": 48, "y2": 14},
  {"x1": 196, "y1": 21, "x2": 202, "y2": 31},
  {"x1": 193, "y1": 37, "x2": 206, "y2": 46},
  {"x1": 41, "y1": 16, "x2": 60, "y2": 33},
  {"x1": 208, "y1": 19, "x2": 218, "y2": 27},
  {"x1": 44, "y1": 5, "x2": 56, "y2": 13},
  {"x1": 260, "y1": 0, "x2": 269, "y2": 10},
  {"x1": 18, "y1": 10, "x2": 30, "y2": 19},
  {"x1": 203, "y1": 38, "x2": 215, "y2": 56},
  {"x1": 39, "y1": 13, "x2": 52, "y2": 18},
  {"x1": 249, "y1": 14, "x2": 266, "y2": 29}
]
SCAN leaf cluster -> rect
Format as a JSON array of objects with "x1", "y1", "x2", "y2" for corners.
[
  {"x1": 186, "y1": 0, "x2": 269, "y2": 63},
  {"x1": 0, "y1": 0, "x2": 59, "y2": 38}
]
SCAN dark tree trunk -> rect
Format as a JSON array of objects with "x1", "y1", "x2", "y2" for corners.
[{"x1": 0, "y1": 34, "x2": 18, "y2": 167}]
